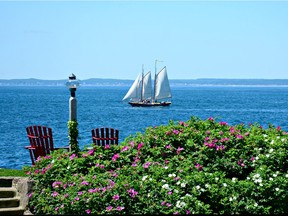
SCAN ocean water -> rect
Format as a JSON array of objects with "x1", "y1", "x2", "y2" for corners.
[{"x1": 1, "y1": 85, "x2": 288, "y2": 170}]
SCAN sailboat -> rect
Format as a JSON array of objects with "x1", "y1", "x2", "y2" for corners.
[{"x1": 122, "y1": 60, "x2": 172, "y2": 107}]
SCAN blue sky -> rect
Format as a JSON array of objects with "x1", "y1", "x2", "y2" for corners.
[{"x1": 0, "y1": 0, "x2": 288, "y2": 80}]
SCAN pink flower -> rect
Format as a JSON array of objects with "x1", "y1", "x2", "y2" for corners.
[
  {"x1": 86, "y1": 209, "x2": 91, "y2": 214},
  {"x1": 127, "y1": 188, "x2": 138, "y2": 198},
  {"x1": 168, "y1": 191, "x2": 172, "y2": 195},
  {"x1": 176, "y1": 147, "x2": 184, "y2": 154},
  {"x1": 143, "y1": 162, "x2": 152, "y2": 169},
  {"x1": 220, "y1": 121, "x2": 228, "y2": 125},
  {"x1": 161, "y1": 201, "x2": 166, "y2": 205},
  {"x1": 165, "y1": 160, "x2": 169, "y2": 164},
  {"x1": 106, "y1": 206, "x2": 113, "y2": 211},
  {"x1": 116, "y1": 206, "x2": 125, "y2": 211},
  {"x1": 195, "y1": 164, "x2": 203, "y2": 171},
  {"x1": 55, "y1": 207, "x2": 59, "y2": 211},
  {"x1": 52, "y1": 181, "x2": 62, "y2": 188},
  {"x1": 75, "y1": 197, "x2": 79, "y2": 201},
  {"x1": 165, "y1": 145, "x2": 171, "y2": 149},
  {"x1": 236, "y1": 134, "x2": 243, "y2": 139},
  {"x1": 81, "y1": 181, "x2": 89, "y2": 186},
  {"x1": 251, "y1": 157, "x2": 255, "y2": 161},
  {"x1": 112, "y1": 153, "x2": 120, "y2": 161},
  {"x1": 70, "y1": 154, "x2": 76, "y2": 160},
  {"x1": 173, "y1": 130, "x2": 179, "y2": 135},
  {"x1": 166, "y1": 203, "x2": 172, "y2": 207},
  {"x1": 113, "y1": 194, "x2": 120, "y2": 200},
  {"x1": 277, "y1": 126, "x2": 281, "y2": 131},
  {"x1": 121, "y1": 146, "x2": 129, "y2": 152},
  {"x1": 104, "y1": 144, "x2": 110, "y2": 149},
  {"x1": 208, "y1": 117, "x2": 214, "y2": 121},
  {"x1": 129, "y1": 141, "x2": 135, "y2": 148},
  {"x1": 78, "y1": 191, "x2": 83, "y2": 195},
  {"x1": 28, "y1": 192, "x2": 33, "y2": 198},
  {"x1": 137, "y1": 142, "x2": 144, "y2": 156},
  {"x1": 51, "y1": 191, "x2": 59, "y2": 197},
  {"x1": 88, "y1": 149, "x2": 95, "y2": 155}
]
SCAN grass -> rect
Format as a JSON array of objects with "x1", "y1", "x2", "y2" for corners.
[{"x1": 0, "y1": 168, "x2": 27, "y2": 177}]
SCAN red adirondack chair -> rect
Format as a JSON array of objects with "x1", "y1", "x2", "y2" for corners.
[
  {"x1": 25, "y1": 125, "x2": 69, "y2": 165},
  {"x1": 91, "y1": 127, "x2": 119, "y2": 146}
]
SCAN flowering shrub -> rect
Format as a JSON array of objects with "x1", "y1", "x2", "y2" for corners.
[{"x1": 24, "y1": 116, "x2": 288, "y2": 214}]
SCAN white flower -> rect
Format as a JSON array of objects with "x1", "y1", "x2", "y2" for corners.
[
  {"x1": 269, "y1": 148, "x2": 274, "y2": 153},
  {"x1": 185, "y1": 193, "x2": 192, "y2": 197},
  {"x1": 176, "y1": 181, "x2": 181, "y2": 185},
  {"x1": 51, "y1": 160, "x2": 55, "y2": 164},
  {"x1": 147, "y1": 193, "x2": 150, "y2": 197},
  {"x1": 215, "y1": 177, "x2": 219, "y2": 181},
  {"x1": 232, "y1": 177, "x2": 237, "y2": 183},
  {"x1": 266, "y1": 154, "x2": 270, "y2": 157},
  {"x1": 255, "y1": 156, "x2": 259, "y2": 160},
  {"x1": 205, "y1": 184, "x2": 210, "y2": 188},
  {"x1": 229, "y1": 197, "x2": 233, "y2": 202},
  {"x1": 67, "y1": 166, "x2": 70, "y2": 170},
  {"x1": 263, "y1": 134, "x2": 268, "y2": 138},
  {"x1": 176, "y1": 200, "x2": 186, "y2": 208},
  {"x1": 196, "y1": 185, "x2": 201, "y2": 190},
  {"x1": 174, "y1": 189, "x2": 179, "y2": 193},
  {"x1": 162, "y1": 184, "x2": 170, "y2": 190},
  {"x1": 181, "y1": 183, "x2": 186, "y2": 188},
  {"x1": 273, "y1": 173, "x2": 277, "y2": 177},
  {"x1": 223, "y1": 183, "x2": 227, "y2": 187},
  {"x1": 247, "y1": 177, "x2": 251, "y2": 180},
  {"x1": 259, "y1": 183, "x2": 263, "y2": 187},
  {"x1": 281, "y1": 138, "x2": 285, "y2": 142},
  {"x1": 164, "y1": 166, "x2": 169, "y2": 169},
  {"x1": 277, "y1": 136, "x2": 280, "y2": 139},
  {"x1": 162, "y1": 179, "x2": 166, "y2": 183},
  {"x1": 271, "y1": 140, "x2": 275, "y2": 145},
  {"x1": 285, "y1": 174, "x2": 288, "y2": 178},
  {"x1": 142, "y1": 175, "x2": 148, "y2": 181},
  {"x1": 254, "y1": 173, "x2": 260, "y2": 178},
  {"x1": 269, "y1": 177, "x2": 273, "y2": 181},
  {"x1": 275, "y1": 188, "x2": 280, "y2": 191},
  {"x1": 168, "y1": 173, "x2": 176, "y2": 178},
  {"x1": 254, "y1": 203, "x2": 258, "y2": 207}
]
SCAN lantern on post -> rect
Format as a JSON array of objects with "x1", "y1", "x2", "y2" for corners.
[{"x1": 66, "y1": 73, "x2": 80, "y2": 121}]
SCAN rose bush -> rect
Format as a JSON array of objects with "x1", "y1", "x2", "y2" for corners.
[{"x1": 24, "y1": 116, "x2": 288, "y2": 214}]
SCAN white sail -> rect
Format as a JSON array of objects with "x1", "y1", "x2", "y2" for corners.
[
  {"x1": 154, "y1": 66, "x2": 172, "y2": 100},
  {"x1": 142, "y1": 71, "x2": 152, "y2": 100},
  {"x1": 122, "y1": 73, "x2": 141, "y2": 101}
]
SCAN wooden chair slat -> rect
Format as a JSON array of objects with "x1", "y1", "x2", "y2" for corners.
[{"x1": 91, "y1": 127, "x2": 119, "y2": 146}]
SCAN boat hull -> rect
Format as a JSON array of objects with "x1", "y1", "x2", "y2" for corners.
[{"x1": 128, "y1": 101, "x2": 171, "y2": 107}]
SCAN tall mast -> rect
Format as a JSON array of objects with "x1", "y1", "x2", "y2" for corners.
[
  {"x1": 141, "y1": 64, "x2": 144, "y2": 101},
  {"x1": 154, "y1": 59, "x2": 163, "y2": 102}
]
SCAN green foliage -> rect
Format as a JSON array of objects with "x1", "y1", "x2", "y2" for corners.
[
  {"x1": 0, "y1": 168, "x2": 27, "y2": 177},
  {"x1": 24, "y1": 116, "x2": 288, "y2": 214},
  {"x1": 68, "y1": 120, "x2": 80, "y2": 154}
]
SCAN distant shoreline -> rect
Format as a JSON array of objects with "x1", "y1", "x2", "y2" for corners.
[{"x1": 1, "y1": 78, "x2": 288, "y2": 87}]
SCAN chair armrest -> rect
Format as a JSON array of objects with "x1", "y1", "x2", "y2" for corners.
[
  {"x1": 54, "y1": 146, "x2": 70, "y2": 150},
  {"x1": 24, "y1": 146, "x2": 32, "y2": 149}
]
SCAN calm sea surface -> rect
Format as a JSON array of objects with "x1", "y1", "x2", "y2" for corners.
[{"x1": 1, "y1": 85, "x2": 288, "y2": 169}]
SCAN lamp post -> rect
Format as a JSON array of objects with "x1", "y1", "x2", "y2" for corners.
[
  {"x1": 66, "y1": 73, "x2": 80, "y2": 121},
  {"x1": 66, "y1": 74, "x2": 80, "y2": 152}
]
